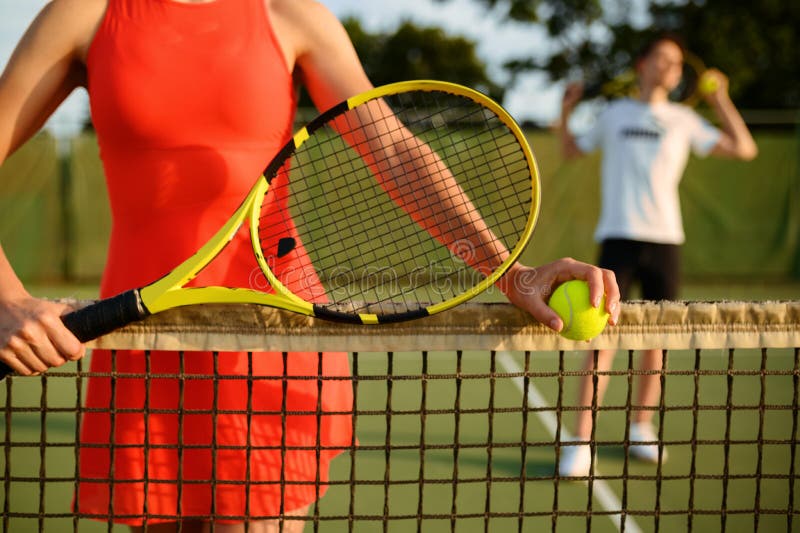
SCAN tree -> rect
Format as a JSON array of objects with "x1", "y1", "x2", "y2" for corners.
[
  {"x1": 438, "y1": 0, "x2": 799, "y2": 110},
  {"x1": 648, "y1": 1, "x2": 799, "y2": 109},
  {"x1": 342, "y1": 18, "x2": 505, "y2": 103}
]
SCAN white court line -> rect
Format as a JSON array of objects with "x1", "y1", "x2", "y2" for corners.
[{"x1": 497, "y1": 351, "x2": 642, "y2": 533}]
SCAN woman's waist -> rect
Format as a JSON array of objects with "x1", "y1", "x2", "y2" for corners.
[{"x1": 99, "y1": 144, "x2": 284, "y2": 214}]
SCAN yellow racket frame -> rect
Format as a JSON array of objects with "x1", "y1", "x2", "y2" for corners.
[{"x1": 139, "y1": 80, "x2": 541, "y2": 324}]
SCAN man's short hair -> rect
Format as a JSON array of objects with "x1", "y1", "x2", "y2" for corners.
[{"x1": 635, "y1": 32, "x2": 687, "y2": 61}]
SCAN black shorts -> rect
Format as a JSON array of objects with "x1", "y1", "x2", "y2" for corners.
[{"x1": 598, "y1": 239, "x2": 681, "y2": 301}]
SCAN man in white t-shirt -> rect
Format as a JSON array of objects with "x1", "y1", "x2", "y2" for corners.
[{"x1": 556, "y1": 33, "x2": 757, "y2": 477}]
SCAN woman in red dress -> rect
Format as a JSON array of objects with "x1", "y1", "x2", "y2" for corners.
[{"x1": 0, "y1": 0, "x2": 620, "y2": 531}]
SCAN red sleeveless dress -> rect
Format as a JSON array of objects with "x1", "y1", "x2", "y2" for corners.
[{"x1": 77, "y1": 0, "x2": 353, "y2": 524}]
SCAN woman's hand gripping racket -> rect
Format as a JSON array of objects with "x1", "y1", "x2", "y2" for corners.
[{"x1": 1, "y1": 80, "x2": 540, "y2": 378}]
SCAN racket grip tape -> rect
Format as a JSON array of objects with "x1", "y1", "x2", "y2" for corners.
[
  {"x1": 61, "y1": 289, "x2": 149, "y2": 342},
  {"x1": 0, "y1": 290, "x2": 149, "y2": 379}
]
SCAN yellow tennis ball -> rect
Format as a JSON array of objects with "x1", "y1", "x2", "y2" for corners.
[
  {"x1": 547, "y1": 280, "x2": 609, "y2": 341},
  {"x1": 699, "y1": 73, "x2": 719, "y2": 95}
]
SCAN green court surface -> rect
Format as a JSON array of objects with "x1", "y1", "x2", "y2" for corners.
[
  {"x1": 1, "y1": 344, "x2": 797, "y2": 532},
  {"x1": 320, "y1": 348, "x2": 798, "y2": 532}
]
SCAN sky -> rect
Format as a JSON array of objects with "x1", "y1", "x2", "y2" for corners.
[
  {"x1": 324, "y1": 0, "x2": 562, "y2": 122},
  {"x1": 0, "y1": 0, "x2": 89, "y2": 136},
  {"x1": 0, "y1": 0, "x2": 563, "y2": 137}
]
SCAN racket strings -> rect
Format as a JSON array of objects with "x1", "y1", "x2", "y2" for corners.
[
  {"x1": 350, "y1": 94, "x2": 527, "y2": 267},
  {"x1": 288, "y1": 111, "x2": 469, "y2": 309},
  {"x1": 312, "y1": 98, "x2": 515, "y2": 305},
  {"x1": 418, "y1": 92, "x2": 519, "y2": 249},
  {"x1": 429, "y1": 115, "x2": 530, "y2": 241},
  {"x1": 259, "y1": 89, "x2": 532, "y2": 316},
  {"x1": 278, "y1": 131, "x2": 520, "y2": 302},
  {"x1": 278, "y1": 106, "x2": 520, "y2": 310}
]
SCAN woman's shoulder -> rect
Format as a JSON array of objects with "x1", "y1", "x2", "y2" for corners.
[
  {"x1": 267, "y1": 0, "x2": 352, "y2": 61},
  {"x1": 26, "y1": 0, "x2": 107, "y2": 63},
  {"x1": 269, "y1": 0, "x2": 342, "y2": 31},
  {"x1": 33, "y1": 0, "x2": 106, "y2": 27}
]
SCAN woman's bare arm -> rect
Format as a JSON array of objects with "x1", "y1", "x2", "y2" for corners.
[{"x1": 0, "y1": 0, "x2": 103, "y2": 374}]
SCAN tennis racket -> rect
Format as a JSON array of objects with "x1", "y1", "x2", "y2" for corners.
[
  {"x1": 1, "y1": 80, "x2": 540, "y2": 377},
  {"x1": 581, "y1": 51, "x2": 711, "y2": 105},
  {"x1": 672, "y1": 52, "x2": 711, "y2": 106}
]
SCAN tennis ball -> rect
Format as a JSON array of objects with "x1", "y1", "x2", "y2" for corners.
[
  {"x1": 698, "y1": 73, "x2": 719, "y2": 95},
  {"x1": 547, "y1": 280, "x2": 609, "y2": 341}
]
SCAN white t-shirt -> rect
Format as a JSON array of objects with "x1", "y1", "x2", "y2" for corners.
[{"x1": 575, "y1": 99, "x2": 721, "y2": 244}]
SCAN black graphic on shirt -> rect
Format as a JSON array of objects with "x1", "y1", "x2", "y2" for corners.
[{"x1": 620, "y1": 127, "x2": 661, "y2": 140}]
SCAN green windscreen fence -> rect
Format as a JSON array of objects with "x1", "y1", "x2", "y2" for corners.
[
  {"x1": 67, "y1": 134, "x2": 112, "y2": 281},
  {"x1": 680, "y1": 133, "x2": 800, "y2": 279},
  {"x1": 0, "y1": 132, "x2": 63, "y2": 282},
  {"x1": 1, "y1": 128, "x2": 799, "y2": 283},
  {"x1": 523, "y1": 131, "x2": 800, "y2": 281}
]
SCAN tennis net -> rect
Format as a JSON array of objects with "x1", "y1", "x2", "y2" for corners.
[{"x1": 2, "y1": 300, "x2": 799, "y2": 532}]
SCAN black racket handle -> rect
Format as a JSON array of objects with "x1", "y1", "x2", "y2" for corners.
[
  {"x1": 0, "y1": 290, "x2": 149, "y2": 379},
  {"x1": 60, "y1": 290, "x2": 149, "y2": 342}
]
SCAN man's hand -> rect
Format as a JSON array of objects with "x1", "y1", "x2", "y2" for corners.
[{"x1": 699, "y1": 68, "x2": 729, "y2": 104}]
